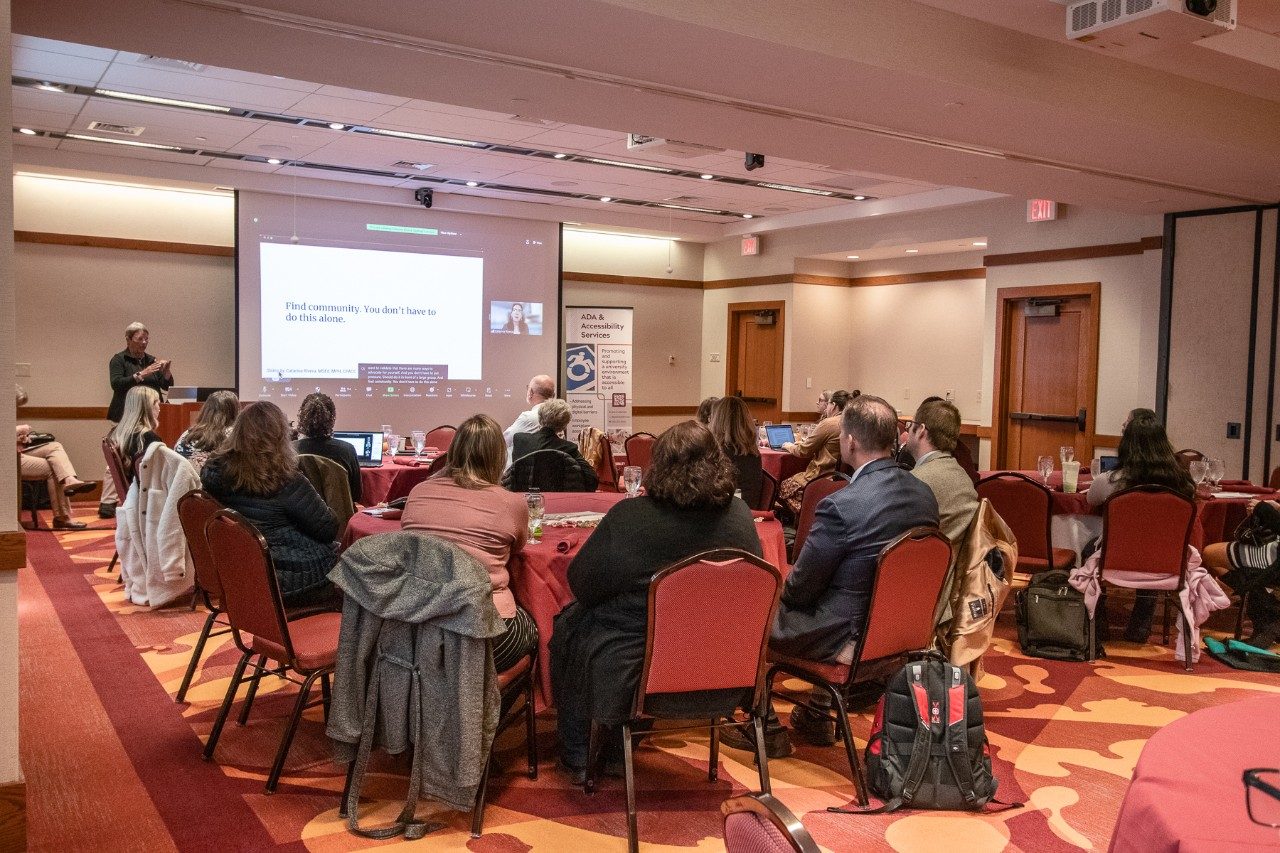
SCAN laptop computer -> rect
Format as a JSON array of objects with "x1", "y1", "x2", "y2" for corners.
[
  {"x1": 333, "y1": 431, "x2": 384, "y2": 468},
  {"x1": 764, "y1": 423, "x2": 796, "y2": 450}
]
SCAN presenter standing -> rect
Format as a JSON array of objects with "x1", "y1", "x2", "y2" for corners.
[{"x1": 101, "y1": 321, "x2": 173, "y2": 517}]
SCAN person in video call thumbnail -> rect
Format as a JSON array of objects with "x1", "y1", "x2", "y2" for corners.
[{"x1": 502, "y1": 302, "x2": 529, "y2": 334}]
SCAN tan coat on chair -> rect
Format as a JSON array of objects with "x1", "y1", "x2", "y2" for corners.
[{"x1": 935, "y1": 498, "x2": 1018, "y2": 677}]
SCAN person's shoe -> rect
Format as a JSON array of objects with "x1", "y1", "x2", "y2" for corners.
[
  {"x1": 63, "y1": 479, "x2": 98, "y2": 497},
  {"x1": 789, "y1": 706, "x2": 837, "y2": 746},
  {"x1": 719, "y1": 724, "x2": 794, "y2": 759},
  {"x1": 555, "y1": 758, "x2": 587, "y2": 786},
  {"x1": 98, "y1": 502, "x2": 116, "y2": 519},
  {"x1": 1247, "y1": 624, "x2": 1280, "y2": 650},
  {"x1": 52, "y1": 518, "x2": 87, "y2": 530},
  {"x1": 1122, "y1": 625, "x2": 1149, "y2": 644}
]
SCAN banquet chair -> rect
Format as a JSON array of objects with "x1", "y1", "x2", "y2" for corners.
[
  {"x1": 757, "y1": 469, "x2": 779, "y2": 512},
  {"x1": 584, "y1": 548, "x2": 782, "y2": 853},
  {"x1": 721, "y1": 793, "x2": 820, "y2": 853},
  {"x1": 423, "y1": 425, "x2": 457, "y2": 452},
  {"x1": 624, "y1": 432, "x2": 658, "y2": 475},
  {"x1": 101, "y1": 437, "x2": 131, "y2": 572},
  {"x1": 1097, "y1": 485, "x2": 1197, "y2": 671},
  {"x1": 1269, "y1": 466, "x2": 1280, "y2": 490},
  {"x1": 174, "y1": 490, "x2": 228, "y2": 703},
  {"x1": 384, "y1": 465, "x2": 437, "y2": 503},
  {"x1": 1174, "y1": 449, "x2": 1206, "y2": 472},
  {"x1": 790, "y1": 473, "x2": 849, "y2": 561},
  {"x1": 506, "y1": 448, "x2": 592, "y2": 492},
  {"x1": 586, "y1": 431, "x2": 620, "y2": 492},
  {"x1": 201, "y1": 508, "x2": 341, "y2": 793},
  {"x1": 767, "y1": 527, "x2": 952, "y2": 804},
  {"x1": 976, "y1": 472, "x2": 1075, "y2": 580},
  {"x1": 18, "y1": 472, "x2": 48, "y2": 530}
]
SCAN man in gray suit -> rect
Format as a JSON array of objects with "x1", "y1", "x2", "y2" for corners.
[
  {"x1": 901, "y1": 399, "x2": 978, "y2": 549},
  {"x1": 726, "y1": 395, "x2": 938, "y2": 757}
]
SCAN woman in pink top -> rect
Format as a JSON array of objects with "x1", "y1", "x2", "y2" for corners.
[{"x1": 401, "y1": 414, "x2": 537, "y2": 672}]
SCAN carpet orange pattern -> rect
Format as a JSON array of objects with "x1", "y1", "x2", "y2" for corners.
[{"x1": 20, "y1": 514, "x2": 1280, "y2": 851}]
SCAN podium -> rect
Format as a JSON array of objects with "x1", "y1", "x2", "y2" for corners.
[{"x1": 157, "y1": 402, "x2": 203, "y2": 448}]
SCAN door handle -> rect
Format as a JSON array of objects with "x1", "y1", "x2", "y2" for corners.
[
  {"x1": 1010, "y1": 409, "x2": 1087, "y2": 431},
  {"x1": 740, "y1": 396, "x2": 776, "y2": 404}
]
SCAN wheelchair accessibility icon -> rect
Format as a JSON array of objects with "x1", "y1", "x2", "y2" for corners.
[{"x1": 565, "y1": 345, "x2": 596, "y2": 391}]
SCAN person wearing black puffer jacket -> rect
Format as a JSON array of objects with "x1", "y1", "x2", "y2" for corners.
[{"x1": 201, "y1": 401, "x2": 339, "y2": 607}]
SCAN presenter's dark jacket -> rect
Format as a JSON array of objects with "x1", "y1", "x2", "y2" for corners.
[
  {"x1": 108, "y1": 350, "x2": 174, "y2": 422},
  {"x1": 771, "y1": 456, "x2": 939, "y2": 663},
  {"x1": 200, "y1": 458, "x2": 340, "y2": 605},
  {"x1": 294, "y1": 436, "x2": 363, "y2": 503},
  {"x1": 512, "y1": 428, "x2": 598, "y2": 491},
  {"x1": 549, "y1": 495, "x2": 761, "y2": 725}
]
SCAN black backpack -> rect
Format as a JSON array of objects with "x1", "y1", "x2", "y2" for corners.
[
  {"x1": 832, "y1": 655, "x2": 1014, "y2": 814},
  {"x1": 1016, "y1": 570, "x2": 1100, "y2": 661}
]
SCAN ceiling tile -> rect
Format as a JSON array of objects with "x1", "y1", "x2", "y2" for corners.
[
  {"x1": 56, "y1": 138, "x2": 215, "y2": 166},
  {"x1": 13, "y1": 134, "x2": 62, "y2": 149},
  {"x1": 11, "y1": 36, "x2": 116, "y2": 60},
  {"x1": 108, "y1": 52, "x2": 322, "y2": 94},
  {"x1": 515, "y1": 128, "x2": 623, "y2": 152},
  {"x1": 376, "y1": 107, "x2": 540, "y2": 143},
  {"x1": 314, "y1": 84, "x2": 411, "y2": 107},
  {"x1": 97, "y1": 64, "x2": 311, "y2": 111},
  {"x1": 275, "y1": 164, "x2": 407, "y2": 187},
  {"x1": 284, "y1": 93, "x2": 403, "y2": 124},
  {"x1": 306, "y1": 138, "x2": 481, "y2": 168},
  {"x1": 12, "y1": 87, "x2": 88, "y2": 114},
  {"x1": 76, "y1": 100, "x2": 264, "y2": 140},
  {"x1": 11, "y1": 108, "x2": 76, "y2": 132},
  {"x1": 13, "y1": 47, "x2": 110, "y2": 86}
]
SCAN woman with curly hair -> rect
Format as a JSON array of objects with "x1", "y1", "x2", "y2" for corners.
[
  {"x1": 201, "y1": 401, "x2": 338, "y2": 606},
  {"x1": 549, "y1": 420, "x2": 762, "y2": 782},
  {"x1": 293, "y1": 392, "x2": 362, "y2": 503},
  {"x1": 175, "y1": 390, "x2": 239, "y2": 472}
]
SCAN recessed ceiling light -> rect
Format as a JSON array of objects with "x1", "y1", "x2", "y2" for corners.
[
  {"x1": 853, "y1": 195, "x2": 867, "y2": 201},
  {"x1": 599, "y1": 196, "x2": 612, "y2": 202},
  {"x1": 972, "y1": 241, "x2": 987, "y2": 247},
  {"x1": 17, "y1": 128, "x2": 36, "y2": 135},
  {"x1": 465, "y1": 181, "x2": 479, "y2": 187},
  {"x1": 846, "y1": 255, "x2": 859, "y2": 259},
  {"x1": 905, "y1": 248, "x2": 919, "y2": 253},
  {"x1": 65, "y1": 133, "x2": 183, "y2": 150},
  {"x1": 553, "y1": 152, "x2": 568, "y2": 159},
  {"x1": 327, "y1": 122, "x2": 345, "y2": 130},
  {"x1": 35, "y1": 82, "x2": 65, "y2": 92},
  {"x1": 266, "y1": 158, "x2": 282, "y2": 165},
  {"x1": 583, "y1": 157, "x2": 673, "y2": 173},
  {"x1": 756, "y1": 182, "x2": 835, "y2": 196},
  {"x1": 742, "y1": 213, "x2": 754, "y2": 219},
  {"x1": 365, "y1": 127, "x2": 486, "y2": 148},
  {"x1": 700, "y1": 174, "x2": 714, "y2": 180},
  {"x1": 96, "y1": 88, "x2": 230, "y2": 113},
  {"x1": 194, "y1": 136, "x2": 207, "y2": 141}
]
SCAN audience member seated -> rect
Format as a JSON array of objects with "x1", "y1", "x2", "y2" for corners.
[
  {"x1": 174, "y1": 390, "x2": 238, "y2": 473},
  {"x1": 897, "y1": 395, "x2": 979, "y2": 484},
  {"x1": 777, "y1": 389, "x2": 857, "y2": 521},
  {"x1": 1086, "y1": 416, "x2": 1195, "y2": 643},
  {"x1": 729, "y1": 395, "x2": 938, "y2": 757},
  {"x1": 504, "y1": 373, "x2": 556, "y2": 464},
  {"x1": 16, "y1": 385, "x2": 96, "y2": 529},
  {"x1": 401, "y1": 414, "x2": 538, "y2": 672},
  {"x1": 1202, "y1": 499, "x2": 1280, "y2": 649},
  {"x1": 509, "y1": 398, "x2": 597, "y2": 491},
  {"x1": 109, "y1": 385, "x2": 164, "y2": 484},
  {"x1": 292, "y1": 392, "x2": 362, "y2": 504},
  {"x1": 709, "y1": 395, "x2": 763, "y2": 509},
  {"x1": 696, "y1": 395, "x2": 719, "y2": 425},
  {"x1": 549, "y1": 421, "x2": 762, "y2": 783},
  {"x1": 901, "y1": 399, "x2": 978, "y2": 549},
  {"x1": 200, "y1": 401, "x2": 339, "y2": 607}
]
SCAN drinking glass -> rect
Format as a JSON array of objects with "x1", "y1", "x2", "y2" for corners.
[
  {"x1": 411, "y1": 430, "x2": 426, "y2": 458},
  {"x1": 381, "y1": 424, "x2": 393, "y2": 453},
  {"x1": 757, "y1": 425, "x2": 768, "y2": 447},
  {"x1": 387, "y1": 433, "x2": 399, "y2": 458},
  {"x1": 622, "y1": 465, "x2": 643, "y2": 497},
  {"x1": 1059, "y1": 446, "x2": 1075, "y2": 467},
  {"x1": 1188, "y1": 460, "x2": 1209, "y2": 488},
  {"x1": 526, "y1": 491, "x2": 544, "y2": 543},
  {"x1": 1037, "y1": 455, "x2": 1054, "y2": 486},
  {"x1": 1208, "y1": 458, "x2": 1226, "y2": 489},
  {"x1": 1089, "y1": 458, "x2": 1102, "y2": 478}
]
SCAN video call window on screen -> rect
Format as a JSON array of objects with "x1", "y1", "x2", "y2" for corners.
[{"x1": 490, "y1": 300, "x2": 543, "y2": 336}]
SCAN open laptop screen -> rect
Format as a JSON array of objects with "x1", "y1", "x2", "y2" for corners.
[
  {"x1": 333, "y1": 431, "x2": 382, "y2": 464},
  {"x1": 764, "y1": 423, "x2": 796, "y2": 450}
]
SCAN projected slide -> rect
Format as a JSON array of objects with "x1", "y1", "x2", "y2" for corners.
[{"x1": 260, "y1": 243, "x2": 483, "y2": 382}]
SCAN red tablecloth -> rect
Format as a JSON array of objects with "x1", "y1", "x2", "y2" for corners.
[
  {"x1": 761, "y1": 447, "x2": 806, "y2": 482},
  {"x1": 1109, "y1": 694, "x2": 1280, "y2": 852},
  {"x1": 358, "y1": 456, "x2": 442, "y2": 505},
  {"x1": 342, "y1": 493, "x2": 790, "y2": 709}
]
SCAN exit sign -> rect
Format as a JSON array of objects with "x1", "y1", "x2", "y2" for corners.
[
  {"x1": 1027, "y1": 199, "x2": 1058, "y2": 222},
  {"x1": 741, "y1": 234, "x2": 760, "y2": 256}
]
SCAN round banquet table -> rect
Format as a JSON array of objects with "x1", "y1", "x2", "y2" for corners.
[
  {"x1": 342, "y1": 491, "x2": 790, "y2": 708},
  {"x1": 761, "y1": 447, "x2": 807, "y2": 483},
  {"x1": 1108, "y1": 693, "x2": 1280, "y2": 852},
  {"x1": 359, "y1": 456, "x2": 441, "y2": 505}
]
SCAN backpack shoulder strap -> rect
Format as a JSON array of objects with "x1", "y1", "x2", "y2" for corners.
[{"x1": 940, "y1": 664, "x2": 982, "y2": 808}]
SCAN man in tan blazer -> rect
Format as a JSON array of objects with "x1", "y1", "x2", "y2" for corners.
[{"x1": 901, "y1": 399, "x2": 978, "y2": 549}]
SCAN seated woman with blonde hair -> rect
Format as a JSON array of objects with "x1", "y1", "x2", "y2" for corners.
[{"x1": 109, "y1": 385, "x2": 164, "y2": 484}]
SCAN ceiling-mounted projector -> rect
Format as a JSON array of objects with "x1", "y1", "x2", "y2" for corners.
[{"x1": 1066, "y1": 0, "x2": 1235, "y2": 56}]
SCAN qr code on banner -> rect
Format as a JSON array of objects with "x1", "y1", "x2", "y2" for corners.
[
  {"x1": 612, "y1": 393, "x2": 627, "y2": 407},
  {"x1": 564, "y1": 344, "x2": 596, "y2": 391}
]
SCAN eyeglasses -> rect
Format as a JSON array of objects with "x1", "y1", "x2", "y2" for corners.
[
  {"x1": 901, "y1": 420, "x2": 917, "y2": 432},
  {"x1": 1245, "y1": 768, "x2": 1280, "y2": 827}
]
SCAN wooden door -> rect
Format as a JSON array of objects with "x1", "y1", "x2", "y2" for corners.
[
  {"x1": 726, "y1": 301, "x2": 784, "y2": 424},
  {"x1": 994, "y1": 284, "x2": 1099, "y2": 470}
]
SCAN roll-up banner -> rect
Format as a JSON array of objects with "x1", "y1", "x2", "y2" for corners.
[{"x1": 564, "y1": 306, "x2": 633, "y2": 452}]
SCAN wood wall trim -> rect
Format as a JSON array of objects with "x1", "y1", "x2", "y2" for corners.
[
  {"x1": 983, "y1": 236, "x2": 1163, "y2": 267},
  {"x1": 0, "y1": 531, "x2": 26, "y2": 572},
  {"x1": 632, "y1": 405, "x2": 696, "y2": 416},
  {"x1": 791, "y1": 273, "x2": 850, "y2": 287},
  {"x1": 703, "y1": 273, "x2": 793, "y2": 290},
  {"x1": 848, "y1": 268, "x2": 986, "y2": 287},
  {"x1": 967, "y1": 424, "x2": 993, "y2": 440},
  {"x1": 561, "y1": 270, "x2": 702, "y2": 289},
  {"x1": 1093, "y1": 433, "x2": 1122, "y2": 446},
  {"x1": 17, "y1": 406, "x2": 108, "y2": 420},
  {"x1": 0, "y1": 781, "x2": 24, "y2": 850},
  {"x1": 15, "y1": 230, "x2": 233, "y2": 257}
]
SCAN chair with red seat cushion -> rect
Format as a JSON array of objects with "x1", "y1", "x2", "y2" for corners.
[
  {"x1": 1269, "y1": 466, "x2": 1280, "y2": 490},
  {"x1": 584, "y1": 549, "x2": 782, "y2": 853},
  {"x1": 623, "y1": 432, "x2": 658, "y2": 475},
  {"x1": 174, "y1": 490, "x2": 227, "y2": 703},
  {"x1": 722, "y1": 792, "x2": 820, "y2": 853},
  {"x1": 594, "y1": 433, "x2": 620, "y2": 492},
  {"x1": 976, "y1": 472, "x2": 1075, "y2": 576},
  {"x1": 102, "y1": 437, "x2": 131, "y2": 570},
  {"x1": 1098, "y1": 484, "x2": 1197, "y2": 671},
  {"x1": 201, "y1": 508, "x2": 341, "y2": 793},
  {"x1": 766, "y1": 526, "x2": 952, "y2": 804},
  {"x1": 790, "y1": 473, "x2": 849, "y2": 561},
  {"x1": 423, "y1": 425, "x2": 456, "y2": 453},
  {"x1": 1174, "y1": 448, "x2": 1206, "y2": 473}
]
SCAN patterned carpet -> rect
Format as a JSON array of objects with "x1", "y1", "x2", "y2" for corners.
[{"x1": 18, "y1": 511, "x2": 1280, "y2": 852}]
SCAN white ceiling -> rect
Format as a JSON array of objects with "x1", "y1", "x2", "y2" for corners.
[{"x1": 10, "y1": 0, "x2": 1280, "y2": 243}]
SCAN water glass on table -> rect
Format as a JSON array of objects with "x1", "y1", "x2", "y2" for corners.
[
  {"x1": 622, "y1": 465, "x2": 643, "y2": 497},
  {"x1": 1189, "y1": 459, "x2": 1209, "y2": 490},
  {"x1": 1037, "y1": 455, "x2": 1054, "y2": 487},
  {"x1": 1208, "y1": 458, "x2": 1226, "y2": 490},
  {"x1": 387, "y1": 434, "x2": 400, "y2": 458},
  {"x1": 411, "y1": 430, "x2": 426, "y2": 458},
  {"x1": 1059, "y1": 446, "x2": 1075, "y2": 468},
  {"x1": 381, "y1": 424, "x2": 393, "y2": 454},
  {"x1": 526, "y1": 491, "x2": 544, "y2": 543}
]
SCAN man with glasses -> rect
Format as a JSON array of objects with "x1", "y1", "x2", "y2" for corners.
[{"x1": 900, "y1": 399, "x2": 978, "y2": 550}]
